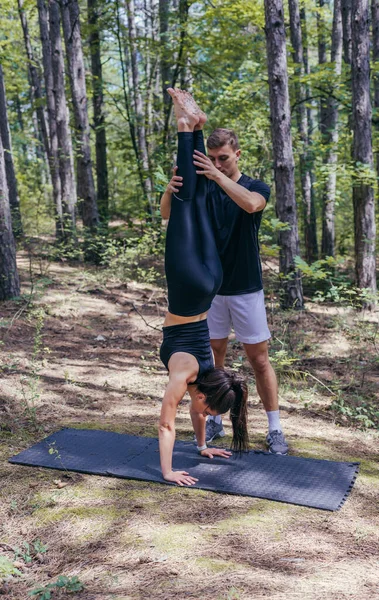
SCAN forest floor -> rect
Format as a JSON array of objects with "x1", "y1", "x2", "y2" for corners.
[{"x1": 0, "y1": 248, "x2": 378, "y2": 600}]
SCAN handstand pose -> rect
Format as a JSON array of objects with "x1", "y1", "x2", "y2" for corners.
[{"x1": 159, "y1": 88, "x2": 249, "y2": 486}]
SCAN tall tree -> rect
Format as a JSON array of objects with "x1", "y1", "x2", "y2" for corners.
[
  {"x1": 17, "y1": 0, "x2": 50, "y2": 170},
  {"x1": 37, "y1": 0, "x2": 76, "y2": 240},
  {"x1": 351, "y1": 0, "x2": 376, "y2": 301},
  {"x1": 341, "y1": 0, "x2": 352, "y2": 64},
  {"x1": 288, "y1": 0, "x2": 317, "y2": 263},
  {"x1": 0, "y1": 129, "x2": 20, "y2": 301},
  {"x1": 49, "y1": 0, "x2": 77, "y2": 238},
  {"x1": 159, "y1": 0, "x2": 171, "y2": 142},
  {"x1": 0, "y1": 65, "x2": 23, "y2": 238},
  {"x1": 60, "y1": 0, "x2": 99, "y2": 232},
  {"x1": 125, "y1": 0, "x2": 154, "y2": 215},
  {"x1": 372, "y1": 0, "x2": 379, "y2": 189},
  {"x1": 264, "y1": 0, "x2": 303, "y2": 309},
  {"x1": 300, "y1": 5, "x2": 318, "y2": 255},
  {"x1": 88, "y1": 0, "x2": 109, "y2": 223},
  {"x1": 321, "y1": 0, "x2": 343, "y2": 258}
]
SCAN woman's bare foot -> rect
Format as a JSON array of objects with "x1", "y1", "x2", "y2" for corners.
[
  {"x1": 181, "y1": 90, "x2": 207, "y2": 129},
  {"x1": 167, "y1": 87, "x2": 199, "y2": 130}
]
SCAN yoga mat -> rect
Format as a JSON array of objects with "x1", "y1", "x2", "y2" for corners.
[{"x1": 9, "y1": 428, "x2": 359, "y2": 511}]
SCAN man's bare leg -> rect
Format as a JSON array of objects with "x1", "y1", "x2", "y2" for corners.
[{"x1": 207, "y1": 338, "x2": 288, "y2": 452}]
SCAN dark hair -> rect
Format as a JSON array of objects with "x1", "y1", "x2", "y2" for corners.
[
  {"x1": 196, "y1": 368, "x2": 249, "y2": 453},
  {"x1": 206, "y1": 128, "x2": 240, "y2": 151}
]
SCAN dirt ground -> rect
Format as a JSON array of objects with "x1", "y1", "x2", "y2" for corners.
[{"x1": 0, "y1": 254, "x2": 378, "y2": 600}]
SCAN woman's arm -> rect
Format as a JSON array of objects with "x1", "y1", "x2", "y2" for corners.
[{"x1": 159, "y1": 372, "x2": 198, "y2": 486}]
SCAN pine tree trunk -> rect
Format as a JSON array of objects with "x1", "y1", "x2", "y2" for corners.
[
  {"x1": 60, "y1": 0, "x2": 99, "y2": 232},
  {"x1": 88, "y1": 0, "x2": 109, "y2": 223},
  {"x1": 264, "y1": 0, "x2": 303, "y2": 309},
  {"x1": 351, "y1": 0, "x2": 376, "y2": 302},
  {"x1": 372, "y1": 0, "x2": 379, "y2": 192},
  {"x1": 288, "y1": 0, "x2": 317, "y2": 264},
  {"x1": 125, "y1": 0, "x2": 154, "y2": 216},
  {"x1": 321, "y1": 0, "x2": 342, "y2": 258},
  {"x1": 37, "y1": 0, "x2": 64, "y2": 238},
  {"x1": 342, "y1": 0, "x2": 352, "y2": 64},
  {"x1": 0, "y1": 131, "x2": 20, "y2": 301},
  {"x1": 300, "y1": 6, "x2": 318, "y2": 260},
  {"x1": 0, "y1": 65, "x2": 23, "y2": 239},
  {"x1": 159, "y1": 0, "x2": 171, "y2": 142},
  {"x1": 18, "y1": 0, "x2": 50, "y2": 169},
  {"x1": 49, "y1": 0, "x2": 77, "y2": 239}
]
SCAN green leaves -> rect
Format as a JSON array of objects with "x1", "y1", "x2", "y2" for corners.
[{"x1": 29, "y1": 575, "x2": 84, "y2": 599}]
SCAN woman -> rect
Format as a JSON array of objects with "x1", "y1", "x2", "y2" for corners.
[{"x1": 159, "y1": 88, "x2": 249, "y2": 486}]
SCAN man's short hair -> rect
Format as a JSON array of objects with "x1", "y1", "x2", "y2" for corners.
[{"x1": 206, "y1": 128, "x2": 240, "y2": 150}]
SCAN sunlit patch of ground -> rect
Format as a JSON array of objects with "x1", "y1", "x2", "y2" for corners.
[{"x1": 0, "y1": 253, "x2": 378, "y2": 599}]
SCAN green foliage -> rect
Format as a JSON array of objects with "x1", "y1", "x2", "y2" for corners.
[
  {"x1": 20, "y1": 308, "x2": 47, "y2": 430},
  {"x1": 98, "y1": 226, "x2": 165, "y2": 284},
  {"x1": 330, "y1": 394, "x2": 379, "y2": 429},
  {"x1": 14, "y1": 539, "x2": 48, "y2": 564},
  {"x1": 29, "y1": 575, "x2": 84, "y2": 599},
  {"x1": 294, "y1": 255, "x2": 338, "y2": 280},
  {"x1": 0, "y1": 555, "x2": 22, "y2": 581}
]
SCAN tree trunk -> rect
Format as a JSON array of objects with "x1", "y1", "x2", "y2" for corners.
[
  {"x1": 125, "y1": 0, "x2": 154, "y2": 216},
  {"x1": 341, "y1": 0, "x2": 352, "y2": 64},
  {"x1": 0, "y1": 131, "x2": 20, "y2": 301},
  {"x1": 159, "y1": 0, "x2": 171, "y2": 142},
  {"x1": 161, "y1": 0, "x2": 189, "y2": 145},
  {"x1": 264, "y1": 0, "x2": 303, "y2": 309},
  {"x1": 351, "y1": 0, "x2": 376, "y2": 302},
  {"x1": 17, "y1": 0, "x2": 50, "y2": 169},
  {"x1": 60, "y1": 0, "x2": 99, "y2": 232},
  {"x1": 372, "y1": 0, "x2": 379, "y2": 194},
  {"x1": 0, "y1": 65, "x2": 23, "y2": 239},
  {"x1": 288, "y1": 0, "x2": 317, "y2": 263},
  {"x1": 300, "y1": 6, "x2": 318, "y2": 260},
  {"x1": 49, "y1": 0, "x2": 77, "y2": 239},
  {"x1": 38, "y1": 0, "x2": 65, "y2": 238},
  {"x1": 88, "y1": 0, "x2": 109, "y2": 223},
  {"x1": 321, "y1": 0, "x2": 343, "y2": 258}
]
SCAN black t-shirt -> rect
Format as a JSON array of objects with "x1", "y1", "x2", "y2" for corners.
[{"x1": 206, "y1": 174, "x2": 270, "y2": 296}]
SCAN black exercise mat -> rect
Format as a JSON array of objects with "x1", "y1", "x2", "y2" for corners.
[{"x1": 9, "y1": 428, "x2": 359, "y2": 511}]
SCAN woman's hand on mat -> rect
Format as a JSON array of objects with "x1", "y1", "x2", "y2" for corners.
[
  {"x1": 164, "y1": 470, "x2": 199, "y2": 486},
  {"x1": 166, "y1": 166, "x2": 183, "y2": 194},
  {"x1": 200, "y1": 448, "x2": 232, "y2": 459},
  {"x1": 193, "y1": 150, "x2": 219, "y2": 180}
]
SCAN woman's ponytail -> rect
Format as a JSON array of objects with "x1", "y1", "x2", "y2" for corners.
[
  {"x1": 196, "y1": 368, "x2": 250, "y2": 453},
  {"x1": 229, "y1": 376, "x2": 249, "y2": 453}
]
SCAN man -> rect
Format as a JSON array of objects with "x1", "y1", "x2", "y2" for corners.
[{"x1": 161, "y1": 126, "x2": 288, "y2": 455}]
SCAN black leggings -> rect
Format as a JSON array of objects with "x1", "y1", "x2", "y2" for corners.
[{"x1": 165, "y1": 131, "x2": 223, "y2": 316}]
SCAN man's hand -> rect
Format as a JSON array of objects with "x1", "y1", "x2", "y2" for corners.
[
  {"x1": 193, "y1": 150, "x2": 220, "y2": 180},
  {"x1": 200, "y1": 448, "x2": 233, "y2": 459},
  {"x1": 166, "y1": 166, "x2": 183, "y2": 194},
  {"x1": 163, "y1": 470, "x2": 199, "y2": 486}
]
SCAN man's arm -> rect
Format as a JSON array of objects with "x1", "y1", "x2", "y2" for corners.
[
  {"x1": 193, "y1": 150, "x2": 267, "y2": 214},
  {"x1": 160, "y1": 166, "x2": 183, "y2": 220}
]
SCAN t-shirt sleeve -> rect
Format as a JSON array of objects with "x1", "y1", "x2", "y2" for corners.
[{"x1": 249, "y1": 179, "x2": 270, "y2": 202}]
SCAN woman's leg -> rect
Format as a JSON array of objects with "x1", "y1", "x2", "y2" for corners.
[
  {"x1": 165, "y1": 89, "x2": 221, "y2": 316},
  {"x1": 193, "y1": 130, "x2": 223, "y2": 294}
]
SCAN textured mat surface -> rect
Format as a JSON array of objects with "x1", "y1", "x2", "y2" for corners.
[{"x1": 9, "y1": 428, "x2": 359, "y2": 511}]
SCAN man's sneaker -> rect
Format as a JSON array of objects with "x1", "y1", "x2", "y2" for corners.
[
  {"x1": 266, "y1": 430, "x2": 289, "y2": 455},
  {"x1": 205, "y1": 419, "x2": 226, "y2": 443}
]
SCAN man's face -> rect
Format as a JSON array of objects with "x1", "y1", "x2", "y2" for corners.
[{"x1": 207, "y1": 144, "x2": 241, "y2": 179}]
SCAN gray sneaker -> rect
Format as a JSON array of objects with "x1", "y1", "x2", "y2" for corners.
[
  {"x1": 266, "y1": 430, "x2": 289, "y2": 455},
  {"x1": 205, "y1": 419, "x2": 226, "y2": 442}
]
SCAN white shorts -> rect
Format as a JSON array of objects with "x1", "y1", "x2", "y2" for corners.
[{"x1": 207, "y1": 290, "x2": 271, "y2": 344}]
